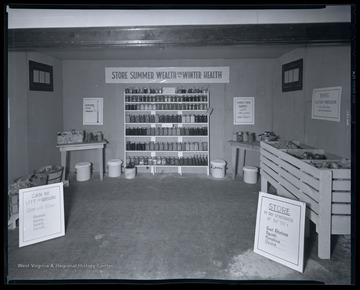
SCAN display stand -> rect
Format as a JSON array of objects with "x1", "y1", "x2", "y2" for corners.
[
  {"x1": 260, "y1": 140, "x2": 351, "y2": 259},
  {"x1": 124, "y1": 88, "x2": 210, "y2": 175}
]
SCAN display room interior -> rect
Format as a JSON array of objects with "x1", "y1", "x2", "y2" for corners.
[{"x1": 5, "y1": 4, "x2": 355, "y2": 285}]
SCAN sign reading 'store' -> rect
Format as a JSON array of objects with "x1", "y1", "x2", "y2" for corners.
[
  {"x1": 105, "y1": 67, "x2": 229, "y2": 83},
  {"x1": 19, "y1": 183, "x2": 65, "y2": 247},
  {"x1": 254, "y1": 192, "x2": 306, "y2": 272}
]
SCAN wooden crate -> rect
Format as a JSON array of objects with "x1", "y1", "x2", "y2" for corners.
[{"x1": 260, "y1": 141, "x2": 351, "y2": 259}]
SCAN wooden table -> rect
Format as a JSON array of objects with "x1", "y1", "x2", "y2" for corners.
[
  {"x1": 228, "y1": 140, "x2": 260, "y2": 179},
  {"x1": 56, "y1": 141, "x2": 107, "y2": 182}
]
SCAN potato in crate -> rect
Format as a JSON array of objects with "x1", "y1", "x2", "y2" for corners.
[{"x1": 34, "y1": 165, "x2": 64, "y2": 184}]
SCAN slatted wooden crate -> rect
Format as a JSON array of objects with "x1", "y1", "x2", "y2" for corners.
[{"x1": 260, "y1": 141, "x2": 351, "y2": 259}]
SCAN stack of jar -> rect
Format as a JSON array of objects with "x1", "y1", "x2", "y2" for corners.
[
  {"x1": 125, "y1": 103, "x2": 208, "y2": 110},
  {"x1": 126, "y1": 155, "x2": 208, "y2": 166},
  {"x1": 84, "y1": 130, "x2": 104, "y2": 142},
  {"x1": 232, "y1": 131, "x2": 257, "y2": 143},
  {"x1": 125, "y1": 126, "x2": 207, "y2": 136},
  {"x1": 126, "y1": 141, "x2": 208, "y2": 151},
  {"x1": 124, "y1": 92, "x2": 208, "y2": 102},
  {"x1": 126, "y1": 114, "x2": 208, "y2": 123}
]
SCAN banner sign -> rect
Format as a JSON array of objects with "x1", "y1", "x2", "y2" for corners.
[
  {"x1": 233, "y1": 97, "x2": 255, "y2": 125},
  {"x1": 19, "y1": 183, "x2": 65, "y2": 247},
  {"x1": 254, "y1": 192, "x2": 306, "y2": 272},
  {"x1": 312, "y1": 86, "x2": 342, "y2": 122},
  {"x1": 105, "y1": 67, "x2": 229, "y2": 83}
]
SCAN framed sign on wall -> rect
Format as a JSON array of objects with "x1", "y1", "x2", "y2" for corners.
[
  {"x1": 233, "y1": 97, "x2": 255, "y2": 125},
  {"x1": 29, "y1": 60, "x2": 53, "y2": 92},
  {"x1": 83, "y1": 98, "x2": 103, "y2": 125},
  {"x1": 311, "y1": 86, "x2": 342, "y2": 122},
  {"x1": 282, "y1": 59, "x2": 303, "y2": 92}
]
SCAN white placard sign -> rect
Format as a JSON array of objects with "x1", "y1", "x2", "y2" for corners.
[
  {"x1": 83, "y1": 98, "x2": 103, "y2": 125},
  {"x1": 254, "y1": 192, "x2": 306, "y2": 272},
  {"x1": 312, "y1": 86, "x2": 342, "y2": 122},
  {"x1": 19, "y1": 183, "x2": 65, "y2": 247},
  {"x1": 233, "y1": 97, "x2": 255, "y2": 125},
  {"x1": 105, "y1": 67, "x2": 229, "y2": 83}
]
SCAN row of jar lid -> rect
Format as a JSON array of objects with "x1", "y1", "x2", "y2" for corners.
[
  {"x1": 126, "y1": 141, "x2": 208, "y2": 151},
  {"x1": 125, "y1": 103, "x2": 208, "y2": 111},
  {"x1": 126, "y1": 155, "x2": 208, "y2": 166},
  {"x1": 233, "y1": 131, "x2": 257, "y2": 142},
  {"x1": 126, "y1": 126, "x2": 207, "y2": 136},
  {"x1": 126, "y1": 114, "x2": 208, "y2": 123},
  {"x1": 125, "y1": 95, "x2": 208, "y2": 102},
  {"x1": 125, "y1": 88, "x2": 209, "y2": 94}
]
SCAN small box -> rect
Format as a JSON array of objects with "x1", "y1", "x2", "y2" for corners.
[
  {"x1": 162, "y1": 87, "x2": 176, "y2": 94},
  {"x1": 9, "y1": 194, "x2": 19, "y2": 205},
  {"x1": 10, "y1": 204, "x2": 19, "y2": 215}
]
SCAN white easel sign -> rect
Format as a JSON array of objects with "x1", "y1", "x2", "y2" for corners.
[
  {"x1": 19, "y1": 183, "x2": 65, "y2": 247},
  {"x1": 254, "y1": 192, "x2": 306, "y2": 272},
  {"x1": 233, "y1": 97, "x2": 255, "y2": 125},
  {"x1": 83, "y1": 98, "x2": 103, "y2": 125}
]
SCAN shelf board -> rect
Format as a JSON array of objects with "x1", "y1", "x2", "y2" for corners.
[{"x1": 133, "y1": 165, "x2": 208, "y2": 167}]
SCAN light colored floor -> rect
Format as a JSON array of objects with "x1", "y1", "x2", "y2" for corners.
[{"x1": 6, "y1": 173, "x2": 352, "y2": 285}]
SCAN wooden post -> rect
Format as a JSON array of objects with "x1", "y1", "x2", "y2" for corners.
[
  {"x1": 98, "y1": 148, "x2": 104, "y2": 181},
  {"x1": 317, "y1": 170, "x2": 333, "y2": 259},
  {"x1": 231, "y1": 147, "x2": 238, "y2": 179},
  {"x1": 60, "y1": 151, "x2": 67, "y2": 182},
  {"x1": 261, "y1": 176, "x2": 270, "y2": 193},
  {"x1": 239, "y1": 149, "x2": 246, "y2": 177}
]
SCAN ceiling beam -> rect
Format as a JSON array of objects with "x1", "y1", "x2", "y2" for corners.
[{"x1": 8, "y1": 23, "x2": 351, "y2": 50}]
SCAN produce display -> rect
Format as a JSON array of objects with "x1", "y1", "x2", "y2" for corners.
[
  {"x1": 267, "y1": 140, "x2": 302, "y2": 149},
  {"x1": 298, "y1": 151, "x2": 327, "y2": 160},
  {"x1": 307, "y1": 158, "x2": 351, "y2": 169},
  {"x1": 8, "y1": 173, "x2": 48, "y2": 217}
]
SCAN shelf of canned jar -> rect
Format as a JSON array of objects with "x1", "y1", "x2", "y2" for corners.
[
  {"x1": 125, "y1": 150, "x2": 208, "y2": 152},
  {"x1": 125, "y1": 135, "x2": 207, "y2": 137},
  {"x1": 124, "y1": 92, "x2": 208, "y2": 94},
  {"x1": 124, "y1": 93, "x2": 208, "y2": 95},
  {"x1": 125, "y1": 123, "x2": 208, "y2": 125},
  {"x1": 125, "y1": 110, "x2": 207, "y2": 112},
  {"x1": 124, "y1": 101, "x2": 208, "y2": 103},
  {"x1": 125, "y1": 93, "x2": 207, "y2": 102},
  {"x1": 134, "y1": 165, "x2": 208, "y2": 167}
]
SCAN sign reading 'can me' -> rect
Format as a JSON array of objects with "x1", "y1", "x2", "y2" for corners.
[
  {"x1": 105, "y1": 67, "x2": 229, "y2": 83},
  {"x1": 19, "y1": 183, "x2": 65, "y2": 247}
]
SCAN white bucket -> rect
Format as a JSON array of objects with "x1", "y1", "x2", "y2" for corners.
[
  {"x1": 108, "y1": 159, "x2": 122, "y2": 177},
  {"x1": 211, "y1": 159, "x2": 226, "y2": 178},
  {"x1": 75, "y1": 162, "x2": 91, "y2": 182},
  {"x1": 125, "y1": 167, "x2": 136, "y2": 179},
  {"x1": 243, "y1": 166, "x2": 258, "y2": 184}
]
